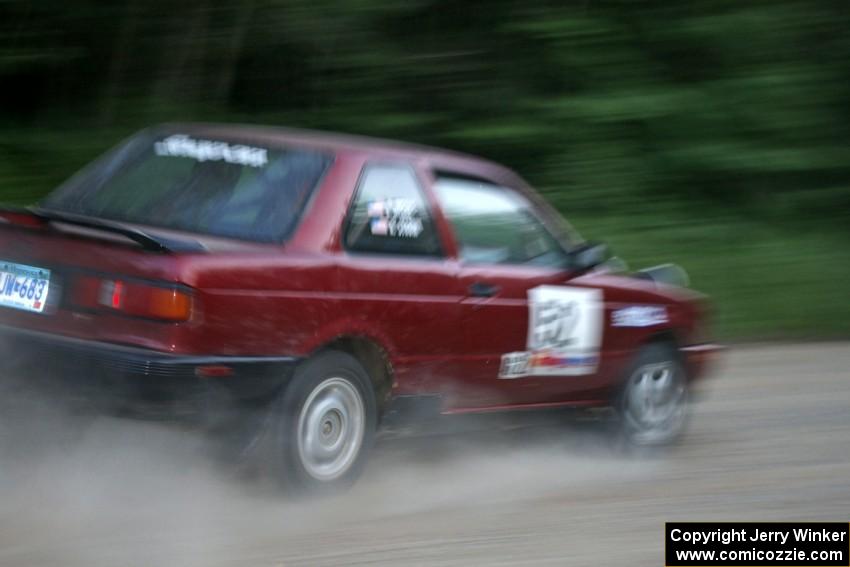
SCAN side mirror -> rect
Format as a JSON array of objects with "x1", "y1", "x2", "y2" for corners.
[{"x1": 569, "y1": 241, "x2": 610, "y2": 272}]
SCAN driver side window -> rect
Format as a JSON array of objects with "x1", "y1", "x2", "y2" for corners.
[{"x1": 433, "y1": 177, "x2": 569, "y2": 268}]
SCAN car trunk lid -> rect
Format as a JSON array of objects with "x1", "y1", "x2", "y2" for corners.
[{"x1": 0, "y1": 208, "x2": 205, "y2": 352}]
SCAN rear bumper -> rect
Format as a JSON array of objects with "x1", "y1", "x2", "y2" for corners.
[
  {"x1": 0, "y1": 325, "x2": 299, "y2": 419},
  {"x1": 681, "y1": 343, "x2": 724, "y2": 381}
]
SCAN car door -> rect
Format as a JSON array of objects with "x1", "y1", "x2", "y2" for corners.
[
  {"x1": 430, "y1": 176, "x2": 606, "y2": 410},
  {"x1": 335, "y1": 162, "x2": 465, "y2": 396}
]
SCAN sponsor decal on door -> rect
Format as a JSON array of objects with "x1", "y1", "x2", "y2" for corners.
[{"x1": 499, "y1": 285, "x2": 603, "y2": 378}]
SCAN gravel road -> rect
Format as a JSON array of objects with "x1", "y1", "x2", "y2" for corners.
[{"x1": 0, "y1": 343, "x2": 848, "y2": 566}]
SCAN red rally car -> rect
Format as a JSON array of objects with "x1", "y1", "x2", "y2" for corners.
[{"x1": 0, "y1": 124, "x2": 720, "y2": 490}]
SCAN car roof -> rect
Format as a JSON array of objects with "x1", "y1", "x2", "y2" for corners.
[{"x1": 157, "y1": 122, "x2": 527, "y2": 188}]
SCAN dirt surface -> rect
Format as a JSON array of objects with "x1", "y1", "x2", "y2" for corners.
[{"x1": 0, "y1": 343, "x2": 848, "y2": 566}]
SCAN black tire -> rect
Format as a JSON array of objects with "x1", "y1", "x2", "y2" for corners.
[
  {"x1": 271, "y1": 350, "x2": 377, "y2": 494},
  {"x1": 616, "y1": 342, "x2": 689, "y2": 448}
]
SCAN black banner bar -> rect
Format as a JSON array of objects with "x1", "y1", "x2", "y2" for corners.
[{"x1": 666, "y1": 522, "x2": 849, "y2": 566}]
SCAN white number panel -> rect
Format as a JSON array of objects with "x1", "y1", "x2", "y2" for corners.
[{"x1": 499, "y1": 285, "x2": 603, "y2": 378}]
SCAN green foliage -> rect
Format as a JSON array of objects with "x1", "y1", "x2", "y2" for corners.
[{"x1": 0, "y1": 0, "x2": 848, "y2": 338}]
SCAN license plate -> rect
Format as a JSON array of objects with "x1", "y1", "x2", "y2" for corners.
[{"x1": 0, "y1": 261, "x2": 51, "y2": 313}]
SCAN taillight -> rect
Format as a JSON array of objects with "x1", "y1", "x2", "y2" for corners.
[
  {"x1": 128, "y1": 285, "x2": 191, "y2": 321},
  {"x1": 71, "y1": 276, "x2": 192, "y2": 322}
]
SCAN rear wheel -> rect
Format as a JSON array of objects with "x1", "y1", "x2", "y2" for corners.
[
  {"x1": 617, "y1": 343, "x2": 689, "y2": 447},
  {"x1": 272, "y1": 350, "x2": 376, "y2": 493}
]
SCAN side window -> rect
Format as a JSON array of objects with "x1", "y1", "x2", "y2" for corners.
[
  {"x1": 344, "y1": 165, "x2": 442, "y2": 256},
  {"x1": 434, "y1": 177, "x2": 569, "y2": 267}
]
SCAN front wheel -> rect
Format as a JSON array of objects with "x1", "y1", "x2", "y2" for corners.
[
  {"x1": 272, "y1": 350, "x2": 376, "y2": 493},
  {"x1": 617, "y1": 343, "x2": 689, "y2": 447}
]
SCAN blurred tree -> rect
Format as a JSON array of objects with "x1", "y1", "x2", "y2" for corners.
[
  {"x1": 0, "y1": 0, "x2": 849, "y2": 337},
  {"x1": 0, "y1": 0, "x2": 848, "y2": 220}
]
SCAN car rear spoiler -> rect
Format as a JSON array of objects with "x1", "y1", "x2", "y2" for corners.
[{"x1": 0, "y1": 205, "x2": 205, "y2": 254}]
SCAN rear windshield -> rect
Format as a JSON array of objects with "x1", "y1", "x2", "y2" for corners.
[{"x1": 42, "y1": 131, "x2": 332, "y2": 243}]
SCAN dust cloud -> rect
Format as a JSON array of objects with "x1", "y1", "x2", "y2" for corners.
[
  {"x1": 0, "y1": 378, "x2": 657, "y2": 567},
  {"x1": 1, "y1": 344, "x2": 848, "y2": 566}
]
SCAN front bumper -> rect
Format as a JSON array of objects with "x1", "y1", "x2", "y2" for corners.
[{"x1": 0, "y1": 325, "x2": 299, "y2": 419}]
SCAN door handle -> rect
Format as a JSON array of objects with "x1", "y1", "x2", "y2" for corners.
[{"x1": 468, "y1": 281, "x2": 500, "y2": 297}]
